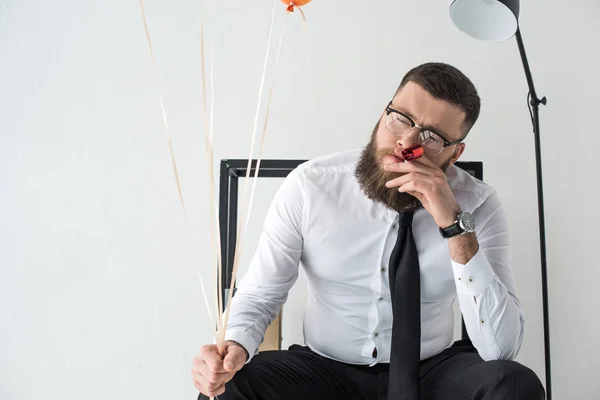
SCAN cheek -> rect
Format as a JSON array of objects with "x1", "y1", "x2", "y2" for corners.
[
  {"x1": 428, "y1": 150, "x2": 454, "y2": 169},
  {"x1": 374, "y1": 124, "x2": 395, "y2": 149}
]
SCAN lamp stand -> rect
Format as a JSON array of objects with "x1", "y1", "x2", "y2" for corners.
[{"x1": 515, "y1": 26, "x2": 551, "y2": 399}]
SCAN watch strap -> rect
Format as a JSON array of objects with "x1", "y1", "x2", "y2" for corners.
[{"x1": 439, "y1": 221, "x2": 463, "y2": 239}]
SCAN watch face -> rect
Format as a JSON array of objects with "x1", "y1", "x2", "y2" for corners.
[{"x1": 458, "y1": 211, "x2": 475, "y2": 232}]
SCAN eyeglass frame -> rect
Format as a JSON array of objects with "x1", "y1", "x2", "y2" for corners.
[{"x1": 384, "y1": 101, "x2": 464, "y2": 155}]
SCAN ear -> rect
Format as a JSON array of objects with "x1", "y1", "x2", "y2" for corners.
[{"x1": 449, "y1": 143, "x2": 466, "y2": 165}]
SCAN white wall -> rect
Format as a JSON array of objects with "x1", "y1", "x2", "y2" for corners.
[{"x1": 1, "y1": 0, "x2": 598, "y2": 399}]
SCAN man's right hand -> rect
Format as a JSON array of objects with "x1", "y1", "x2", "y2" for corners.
[{"x1": 191, "y1": 341, "x2": 248, "y2": 398}]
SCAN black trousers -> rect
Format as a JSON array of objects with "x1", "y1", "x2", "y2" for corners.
[{"x1": 198, "y1": 340, "x2": 545, "y2": 400}]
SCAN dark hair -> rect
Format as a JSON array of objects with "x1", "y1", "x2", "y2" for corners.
[{"x1": 396, "y1": 62, "x2": 481, "y2": 136}]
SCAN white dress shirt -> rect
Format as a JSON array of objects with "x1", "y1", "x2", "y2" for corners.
[{"x1": 225, "y1": 149, "x2": 525, "y2": 366}]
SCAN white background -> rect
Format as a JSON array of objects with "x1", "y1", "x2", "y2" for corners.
[{"x1": 1, "y1": 0, "x2": 598, "y2": 399}]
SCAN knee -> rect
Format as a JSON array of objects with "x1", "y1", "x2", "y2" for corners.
[
  {"x1": 481, "y1": 360, "x2": 545, "y2": 399},
  {"x1": 228, "y1": 361, "x2": 256, "y2": 386},
  {"x1": 220, "y1": 357, "x2": 267, "y2": 399}
]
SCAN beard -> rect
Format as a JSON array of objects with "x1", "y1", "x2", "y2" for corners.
[{"x1": 354, "y1": 121, "x2": 452, "y2": 213}]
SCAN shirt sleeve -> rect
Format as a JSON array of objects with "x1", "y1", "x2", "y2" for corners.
[
  {"x1": 451, "y1": 190, "x2": 525, "y2": 361},
  {"x1": 224, "y1": 168, "x2": 305, "y2": 362}
]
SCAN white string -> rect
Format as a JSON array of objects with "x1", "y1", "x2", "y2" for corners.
[
  {"x1": 243, "y1": 13, "x2": 288, "y2": 233},
  {"x1": 196, "y1": 268, "x2": 215, "y2": 329},
  {"x1": 137, "y1": 0, "x2": 187, "y2": 220},
  {"x1": 218, "y1": 0, "x2": 279, "y2": 346},
  {"x1": 210, "y1": 35, "x2": 215, "y2": 143},
  {"x1": 200, "y1": 17, "x2": 224, "y2": 347}
]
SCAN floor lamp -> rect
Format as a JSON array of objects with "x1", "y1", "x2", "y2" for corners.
[{"x1": 449, "y1": 0, "x2": 551, "y2": 398}]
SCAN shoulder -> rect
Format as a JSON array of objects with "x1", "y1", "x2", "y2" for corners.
[
  {"x1": 295, "y1": 149, "x2": 362, "y2": 177},
  {"x1": 275, "y1": 149, "x2": 362, "y2": 200},
  {"x1": 289, "y1": 149, "x2": 362, "y2": 188},
  {"x1": 446, "y1": 164, "x2": 499, "y2": 212}
]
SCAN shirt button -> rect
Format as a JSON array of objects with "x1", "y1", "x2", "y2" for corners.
[
  {"x1": 381, "y1": 266, "x2": 386, "y2": 273},
  {"x1": 391, "y1": 224, "x2": 397, "y2": 229},
  {"x1": 468, "y1": 277, "x2": 474, "y2": 283},
  {"x1": 378, "y1": 297, "x2": 384, "y2": 301},
  {"x1": 374, "y1": 332, "x2": 379, "y2": 338}
]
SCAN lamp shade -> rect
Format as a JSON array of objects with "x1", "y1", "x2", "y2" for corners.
[{"x1": 449, "y1": 0, "x2": 520, "y2": 42}]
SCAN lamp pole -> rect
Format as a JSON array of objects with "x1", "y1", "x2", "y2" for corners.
[
  {"x1": 514, "y1": 27, "x2": 550, "y2": 399},
  {"x1": 448, "y1": 1, "x2": 551, "y2": 396}
]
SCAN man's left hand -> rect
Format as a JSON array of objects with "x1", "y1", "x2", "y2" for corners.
[{"x1": 384, "y1": 157, "x2": 459, "y2": 228}]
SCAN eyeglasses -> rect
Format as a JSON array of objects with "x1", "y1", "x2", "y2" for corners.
[{"x1": 384, "y1": 101, "x2": 463, "y2": 156}]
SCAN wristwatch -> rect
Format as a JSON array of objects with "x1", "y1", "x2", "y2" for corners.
[{"x1": 439, "y1": 210, "x2": 475, "y2": 239}]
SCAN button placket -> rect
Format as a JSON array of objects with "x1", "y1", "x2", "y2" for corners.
[{"x1": 373, "y1": 215, "x2": 397, "y2": 347}]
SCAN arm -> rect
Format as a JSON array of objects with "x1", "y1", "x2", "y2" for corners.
[
  {"x1": 448, "y1": 232, "x2": 478, "y2": 265},
  {"x1": 451, "y1": 192, "x2": 524, "y2": 361},
  {"x1": 384, "y1": 158, "x2": 524, "y2": 360},
  {"x1": 224, "y1": 168, "x2": 305, "y2": 362}
]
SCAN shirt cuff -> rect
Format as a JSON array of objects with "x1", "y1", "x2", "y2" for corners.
[
  {"x1": 224, "y1": 328, "x2": 262, "y2": 364},
  {"x1": 451, "y1": 248, "x2": 497, "y2": 297}
]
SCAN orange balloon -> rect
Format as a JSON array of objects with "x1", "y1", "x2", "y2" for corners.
[{"x1": 280, "y1": 0, "x2": 312, "y2": 12}]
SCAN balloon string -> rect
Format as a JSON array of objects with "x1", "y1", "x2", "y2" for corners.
[
  {"x1": 218, "y1": 0, "x2": 286, "y2": 348},
  {"x1": 137, "y1": 0, "x2": 187, "y2": 221},
  {"x1": 139, "y1": 1, "x2": 218, "y2": 387},
  {"x1": 285, "y1": 3, "x2": 307, "y2": 26},
  {"x1": 243, "y1": 13, "x2": 288, "y2": 235},
  {"x1": 296, "y1": 6, "x2": 307, "y2": 26},
  {"x1": 200, "y1": 18, "x2": 224, "y2": 350}
]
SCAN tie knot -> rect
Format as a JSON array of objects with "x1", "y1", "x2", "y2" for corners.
[{"x1": 398, "y1": 211, "x2": 414, "y2": 227}]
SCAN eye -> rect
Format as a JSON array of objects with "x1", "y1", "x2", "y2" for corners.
[
  {"x1": 420, "y1": 130, "x2": 443, "y2": 144},
  {"x1": 393, "y1": 114, "x2": 411, "y2": 126},
  {"x1": 419, "y1": 130, "x2": 445, "y2": 154}
]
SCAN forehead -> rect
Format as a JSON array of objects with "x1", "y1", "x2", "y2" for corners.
[{"x1": 392, "y1": 81, "x2": 466, "y2": 140}]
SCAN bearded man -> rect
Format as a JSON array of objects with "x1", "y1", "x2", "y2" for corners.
[{"x1": 192, "y1": 62, "x2": 545, "y2": 400}]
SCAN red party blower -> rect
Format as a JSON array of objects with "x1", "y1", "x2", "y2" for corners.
[{"x1": 401, "y1": 144, "x2": 424, "y2": 161}]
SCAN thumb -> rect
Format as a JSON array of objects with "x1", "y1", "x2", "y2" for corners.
[{"x1": 223, "y1": 344, "x2": 246, "y2": 372}]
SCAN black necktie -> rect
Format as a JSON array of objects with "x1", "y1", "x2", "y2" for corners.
[{"x1": 388, "y1": 211, "x2": 421, "y2": 399}]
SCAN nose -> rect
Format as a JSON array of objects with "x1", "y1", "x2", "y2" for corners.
[{"x1": 395, "y1": 127, "x2": 420, "y2": 150}]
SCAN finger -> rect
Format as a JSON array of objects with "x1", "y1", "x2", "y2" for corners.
[
  {"x1": 384, "y1": 160, "x2": 435, "y2": 175},
  {"x1": 194, "y1": 368, "x2": 227, "y2": 394},
  {"x1": 197, "y1": 374, "x2": 226, "y2": 399},
  {"x1": 386, "y1": 152, "x2": 443, "y2": 172},
  {"x1": 223, "y1": 344, "x2": 247, "y2": 372},
  {"x1": 385, "y1": 172, "x2": 433, "y2": 189},
  {"x1": 199, "y1": 344, "x2": 219, "y2": 357},
  {"x1": 202, "y1": 350, "x2": 227, "y2": 374},
  {"x1": 410, "y1": 154, "x2": 438, "y2": 168},
  {"x1": 199, "y1": 359, "x2": 229, "y2": 383},
  {"x1": 192, "y1": 355, "x2": 203, "y2": 371},
  {"x1": 397, "y1": 180, "x2": 432, "y2": 195},
  {"x1": 208, "y1": 384, "x2": 226, "y2": 398},
  {"x1": 196, "y1": 380, "x2": 226, "y2": 398},
  {"x1": 199, "y1": 344, "x2": 224, "y2": 360}
]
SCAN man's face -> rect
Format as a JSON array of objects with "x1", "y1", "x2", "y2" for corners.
[{"x1": 355, "y1": 81, "x2": 467, "y2": 211}]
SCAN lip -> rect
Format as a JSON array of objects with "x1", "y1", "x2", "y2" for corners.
[{"x1": 383, "y1": 153, "x2": 404, "y2": 164}]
